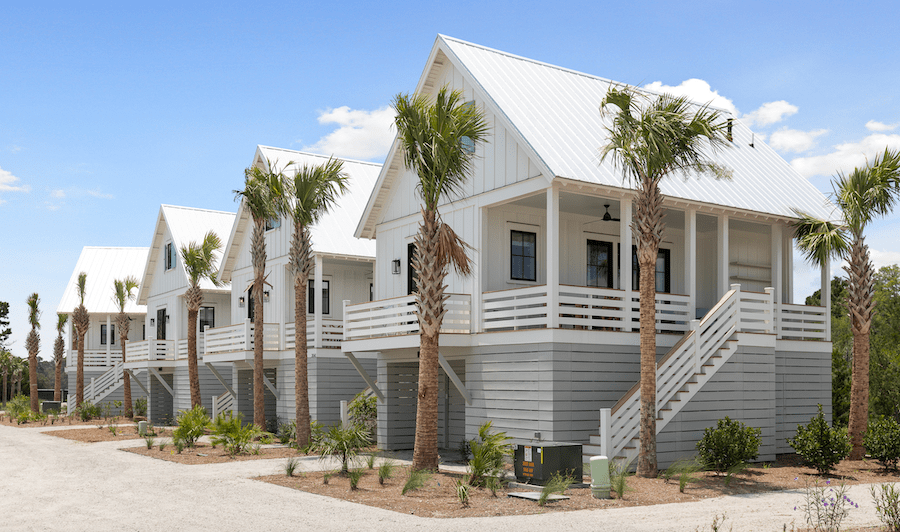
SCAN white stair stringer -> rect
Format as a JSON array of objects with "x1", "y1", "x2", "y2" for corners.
[
  {"x1": 89, "y1": 363, "x2": 146, "y2": 404},
  {"x1": 584, "y1": 286, "x2": 756, "y2": 465}
]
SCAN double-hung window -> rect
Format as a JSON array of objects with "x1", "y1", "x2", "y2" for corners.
[
  {"x1": 100, "y1": 324, "x2": 116, "y2": 345},
  {"x1": 165, "y1": 242, "x2": 176, "y2": 270},
  {"x1": 630, "y1": 246, "x2": 671, "y2": 293},
  {"x1": 587, "y1": 240, "x2": 614, "y2": 288},
  {"x1": 510, "y1": 230, "x2": 537, "y2": 282},
  {"x1": 308, "y1": 280, "x2": 330, "y2": 315},
  {"x1": 199, "y1": 307, "x2": 215, "y2": 331}
]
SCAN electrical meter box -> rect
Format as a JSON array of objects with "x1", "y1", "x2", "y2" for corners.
[{"x1": 513, "y1": 443, "x2": 583, "y2": 485}]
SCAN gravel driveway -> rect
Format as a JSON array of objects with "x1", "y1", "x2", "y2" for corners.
[{"x1": 1, "y1": 424, "x2": 891, "y2": 531}]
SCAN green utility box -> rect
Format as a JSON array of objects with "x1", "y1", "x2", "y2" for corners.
[{"x1": 513, "y1": 443, "x2": 583, "y2": 485}]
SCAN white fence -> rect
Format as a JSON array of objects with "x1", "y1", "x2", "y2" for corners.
[
  {"x1": 66, "y1": 349, "x2": 122, "y2": 368},
  {"x1": 125, "y1": 340, "x2": 175, "y2": 362}
]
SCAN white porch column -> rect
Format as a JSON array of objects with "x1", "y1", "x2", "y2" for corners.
[
  {"x1": 718, "y1": 214, "x2": 730, "y2": 297},
  {"x1": 106, "y1": 315, "x2": 111, "y2": 363},
  {"x1": 547, "y1": 186, "x2": 560, "y2": 329},
  {"x1": 684, "y1": 208, "x2": 697, "y2": 320},
  {"x1": 771, "y1": 224, "x2": 783, "y2": 305},
  {"x1": 66, "y1": 318, "x2": 74, "y2": 367},
  {"x1": 621, "y1": 198, "x2": 633, "y2": 331},
  {"x1": 314, "y1": 254, "x2": 323, "y2": 348},
  {"x1": 472, "y1": 205, "x2": 485, "y2": 333},
  {"x1": 822, "y1": 254, "x2": 832, "y2": 341}
]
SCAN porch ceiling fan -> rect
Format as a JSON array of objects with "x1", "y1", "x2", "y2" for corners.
[{"x1": 602, "y1": 204, "x2": 620, "y2": 222}]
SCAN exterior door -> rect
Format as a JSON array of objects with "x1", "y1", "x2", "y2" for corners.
[{"x1": 156, "y1": 308, "x2": 166, "y2": 340}]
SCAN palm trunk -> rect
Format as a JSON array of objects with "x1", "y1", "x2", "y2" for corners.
[
  {"x1": 295, "y1": 273, "x2": 310, "y2": 447},
  {"x1": 2, "y1": 370, "x2": 7, "y2": 404},
  {"x1": 412, "y1": 209, "x2": 444, "y2": 471},
  {"x1": 251, "y1": 220, "x2": 267, "y2": 430},
  {"x1": 28, "y1": 332, "x2": 39, "y2": 412},
  {"x1": 117, "y1": 313, "x2": 133, "y2": 418},
  {"x1": 54, "y1": 335, "x2": 63, "y2": 402},
  {"x1": 846, "y1": 231, "x2": 874, "y2": 460},
  {"x1": 187, "y1": 308, "x2": 201, "y2": 408},
  {"x1": 76, "y1": 331, "x2": 85, "y2": 406}
]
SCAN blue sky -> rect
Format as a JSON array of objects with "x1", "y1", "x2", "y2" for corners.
[{"x1": 2, "y1": 1, "x2": 899, "y2": 359}]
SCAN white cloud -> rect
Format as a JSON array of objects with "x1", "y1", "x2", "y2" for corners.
[
  {"x1": 87, "y1": 189, "x2": 114, "y2": 200},
  {"x1": 0, "y1": 166, "x2": 30, "y2": 192},
  {"x1": 302, "y1": 106, "x2": 395, "y2": 160},
  {"x1": 642, "y1": 79, "x2": 738, "y2": 116},
  {"x1": 865, "y1": 120, "x2": 898, "y2": 132},
  {"x1": 7, "y1": 145, "x2": 22, "y2": 153},
  {"x1": 870, "y1": 249, "x2": 900, "y2": 269},
  {"x1": 769, "y1": 128, "x2": 829, "y2": 153},
  {"x1": 742, "y1": 100, "x2": 798, "y2": 128},
  {"x1": 46, "y1": 203, "x2": 60, "y2": 211},
  {"x1": 51, "y1": 189, "x2": 65, "y2": 198},
  {"x1": 791, "y1": 133, "x2": 900, "y2": 178}
]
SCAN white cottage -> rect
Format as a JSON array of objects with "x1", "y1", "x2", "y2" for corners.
[
  {"x1": 206, "y1": 146, "x2": 381, "y2": 428},
  {"x1": 124, "y1": 205, "x2": 235, "y2": 424},
  {"x1": 58, "y1": 246, "x2": 149, "y2": 409},
  {"x1": 343, "y1": 35, "x2": 835, "y2": 466}
]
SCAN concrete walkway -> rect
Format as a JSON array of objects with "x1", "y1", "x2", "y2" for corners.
[{"x1": 1, "y1": 424, "x2": 892, "y2": 531}]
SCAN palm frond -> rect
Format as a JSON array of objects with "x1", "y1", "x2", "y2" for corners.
[
  {"x1": 436, "y1": 221, "x2": 473, "y2": 277},
  {"x1": 393, "y1": 87, "x2": 490, "y2": 210},
  {"x1": 180, "y1": 231, "x2": 224, "y2": 288},
  {"x1": 76, "y1": 272, "x2": 87, "y2": 305},
  {"x1": 284, "y1": 157, "x2": 349, "y2": 227},
  {"x1": 235, "y1": 159, "x2": 289, "y2": 223},
  {"x1": 834, "y1": 148, "x2": 900, "y2": 232},
  {"x1": 112, "y1": 276, "x2": 139, "y2": 312},
  {"x1": 26, "y1": 293, "x2": 40, "y2": 329},
  {"x1": 791, "y1": 209, "x2": 849, "y2": 267},
  {"x1": 56, "y1": 313, "x2": 68, "y2": 334}
]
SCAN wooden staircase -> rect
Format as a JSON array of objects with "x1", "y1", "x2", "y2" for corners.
[{"x1": 583, "y1": 285, "x2": 774, "y2": 464}]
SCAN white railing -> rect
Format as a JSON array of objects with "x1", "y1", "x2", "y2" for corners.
[
  {"x1": 483, "y1": 286, "x2": 549, "y2": 331},
  {"x1": 176, "y1": 336, "x2": 206, "y2": 360},
  {"x1": 125, "y1": 339, "x2": 175, "y2": 362},
  {"x1": 284, "y1": 319, "x2": 344, "y2": 350},
  {"x1": 597, "y1": 284, "x2": 750, "y2": 462},
  {"x1": 211, "y1": 391, "x2": 234, "y2": 418},
  {"x1": 87, "y1": 362, "x2": 124, "y2": 404},
  {"x1": 777, "y1": 303, "x2": 828, "y2": 341},
  {"x1": 204, "y1": 320, "x2": 282, "y2": 355},
  {"x1": 66, "y1": 349, "x2": 122, "y2": 368},
  {"x1": 343, "y1": 294, "x2": 471, "y2": 340},
  {"x1": 557, "y1": 285, "x2": 691, "y2": 333}
]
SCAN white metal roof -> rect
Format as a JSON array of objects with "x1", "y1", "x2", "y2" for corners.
[
  {"x1": 137, "y1": 205, "x2": 236, "y2": 304},
  {"x1": 219, "y1": 146, "x2": 380, "y2": 283},
  {"x1": 57, "y1": 247, "x2": 149, "y2": 315},
  {"x1": 357, "y1": 35, "x2": 835, "y2": 237}
]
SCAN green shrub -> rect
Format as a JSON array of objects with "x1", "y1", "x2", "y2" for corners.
[
  {"x1": 870, "y1": 483, "x2": 900, "y2": 532},
  {"x1": 609, "y1": 459, "x2": 632, "y2": 500},
  {"x1": 172, "y1": 405, "x2": 210, "y2": 448},
  {"x1": 455, "y1": 479, "x2": 470, "y2": 507},
  {"x1": 284, "y1": 457, "x2": 300, "y2": 477},
  {"x1": 277, "y1": 420, "x2": 296, "y2": 445},
  {"x1": 348, "y1": 469, "x2": 365, "y2": 490},
  {"x1": 539, "y1": 471, "x2": 574, "y2": 506},
  {"x1": 466, "y1": 421, "x2": 512, "y2": 487},
  {"x1": 6, "y1": 395, "x2": 31, "y2": 423},
  {"x1": 378, "y1": 458, "x2": 396, "y2": 485},
  {"x1": 665, "y1": 457, "x2": 704, "y2": 493},
  {"x1": 309, "y1": 423, "x2": 371, "y2": 473},
  {"x1": 348, "y1": 391, "x2": 377, "y2": 437},
  {"x1": 402, "y1": 468, "x2": 431, "y2": 495},
  {"x1": 134, "y1": 397, "x2": 148, "y2": 417},
  {"x1": 300, "y1": 420, "x2": 326, "y2": 454},
  {"x1": 76, "y1": 401, "x2": 101, "y2": 422},
  {"x1": 788, "y1": 405, "x2": 850, "y2": 474},
  {"x1": 864, "y1": 417, "x2": 900, "y2": 470},
  {"x1": 697, "y1": 417, "x2": 761, "y2": 474},
  {"x1": 145, "y1": 435, "x2": 155, "y2": 449},
  {"x1": 210, "y1": 412, "x2": 261, "y2": 456}
]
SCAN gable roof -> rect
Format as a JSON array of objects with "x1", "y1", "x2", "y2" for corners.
[
  {"x1": 357, "y1": 35, "x2": 836, "y2": 238},
  {"x1": 57, "y1": 247, "x2": 149, "y2": 315},
  {"x1": 219, "y1": 146, "x2": 381, "y2": 283},
  {"x1": 137, "y1": 205, "x2": 236, "y2": 304}
]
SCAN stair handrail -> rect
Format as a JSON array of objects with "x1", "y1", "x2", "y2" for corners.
[{"x1": 601, "y1": 287, "x2": 742, "y2": 459}]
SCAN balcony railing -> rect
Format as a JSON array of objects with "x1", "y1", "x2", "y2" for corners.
[
  {"x1": 124, "y1": 339, "x2": 175, "y2": 363},
  {"x1": 343, "y1": 294, "x2": 471, "y2": 341},
  {"x1": 284, "y1": 319, "x2": 344, "y2": 349},
  {"x1": 66, "y1": 349, "x2": 123, "y2": 368}
]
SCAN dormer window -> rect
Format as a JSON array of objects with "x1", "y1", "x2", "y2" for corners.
[
  {"x1": 165, "y1": 242, "x2": 176, "y2": 271},
  {"x1": 460, "y1": 101, "x2": 476, "y2": 154}
]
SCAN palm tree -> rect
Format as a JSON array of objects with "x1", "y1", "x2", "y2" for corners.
[
  {"x1": 53, "y1": 314, "x2": 67, "y2": 402},
  {"x1": 180, "y1": 231, "x2": 223, "y2": 409},
  {"x1": 599, "y1": 86, "x2": 731, "y2": 477},
  {"x1": 283, "y1": 157, "x2": 349, "y2": 448},
  {"x1": 234, "y1": 163, "x2": 286, "y2": 429},
  {"x1": 72, "y1": 272, "x2": 89, "y2": 406},
  {"x1": 113, "y1": 276, "x2": 139, "y2": 417},
  {"x1": 392, "y1": 87, "x2": 489, "y2": 471},
  {"x1": 0, "y1": 350, "x2": 11, "y2": 404},
  {"x1": 12, "y1": 356, "x2": 25, "y2": 397},
  {"x1": 25, "y1": 293, "x2": 41, "y2": 412},
  {"x1": 793, "y1": 147, "x2": 900, "y2": 459}
]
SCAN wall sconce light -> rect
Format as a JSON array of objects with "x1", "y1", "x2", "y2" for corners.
[
  {"x1": 150, "y1": 318, "x2": 155, "y2": 326},
  {"x1": 238, "y1": 296, "x2": 245, "y2": 308},
  {"x1": 263, "y1": 291, "x2": 270, "y2": 302},
  {"x1": 391, "y1": 259, "x2": 401, "y2": 275},
  {"x1": 166, "y1": 314, "x2": 170, "y2": 324}
]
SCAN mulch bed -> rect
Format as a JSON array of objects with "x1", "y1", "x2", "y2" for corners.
[
  {"x1": 0, "y1": 415, "x2": 141, "y2": 428},
  {"x1": 45, "y1": 425, "x2": 173, "y2": 443},
  {"x1": 124, "y1": 442, "x2": 302, "y2": 465},
  {"x1": 255, "y1": 456, "x2": 900, "y2": 519}
]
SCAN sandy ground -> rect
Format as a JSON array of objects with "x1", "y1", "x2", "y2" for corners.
[{"x1": 1, "y1": 423, "x2": 895, "y2": 532}]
